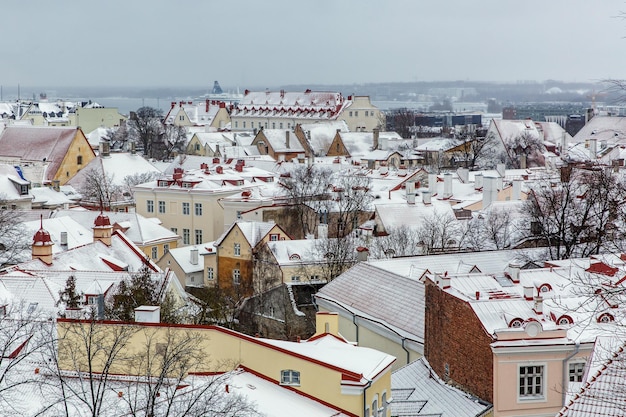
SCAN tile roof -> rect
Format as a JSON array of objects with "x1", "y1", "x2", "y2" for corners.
[
  {"x1": 315, "y1": 262, "x2": 425, "y2": 343},
  {"x1": 0, "y1": 126, "x2": 90, "y2": 182},
  {"x1": 392, "y1": 358, "x2": 492, "y2": 417}
]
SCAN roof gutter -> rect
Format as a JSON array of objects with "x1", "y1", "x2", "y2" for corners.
[
  {"x1": 561, "y1": 341, "x2": 580, "y2": 406},
  {"x1": 363, "y1": 378, "x2": 372, "y2": 417}
]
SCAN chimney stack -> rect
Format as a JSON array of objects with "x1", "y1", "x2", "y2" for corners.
[
  {"x1": 534, "y1": 296, "x2": 544, "y2": 315},
  {"x1": 422, "y1": 190, "x2": 431, "y2": 205},
  {"x1": 512, "y1": 179, "x2": 522, "y2": 200},
  {"x1": 60, "y1": 231, "x2": 68, "y2": 248},
  {"x1": 190, "y1": 247, "x2": 199, "y2": 265},
  {"x1": 428, "y1": 173, "x2": 437, "y2": 194},
  {"x1": 443, "y1": 173, "x2": 453, "y2": 198},
  {"x1": 356, "y1": 246, "x2": 369, "y2": 262},
  {"x1": 406, "y1": 181, "x2": 415, "y2": 204},
  {"x1": 523, "y1": 286, "x2": 534, "y2": 301},
  {"x1": 373, "y1": 128, "x2": 380, "y2": 150},
  {"x1": 285, "y1": 131, "x2": 290, "y2": 148},
  {"x1": 457, "y1": 167, "x2": 469, "y2": 183},
  {"x1": 496, "y1": 163, "x2": 506, "y2": 178},
  {"x1": 483, "y1": 175, "x2": 498, "y2": 209},
  {"x1": 52, "y1": 180, "x2": 60, "y2": 192},
  {"x1": 589, "y1": 138, "x2": 597, "y2": 160}
]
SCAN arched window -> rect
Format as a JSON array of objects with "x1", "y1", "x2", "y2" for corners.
[
  {"x1": 509, "y1": 318, "x2": 524, "y2": 328},
  {"x1": 538, "y1": 283, "x2": 552, "y2": 293},
  {"x1": 598, "y1": 313, "x2": 614, "y2": 323},
  {"x1": 289, "y1": 254, "x2": 301, "y2": 261},
  {"x1": 557, "y1": 315, "x2": 573, "y2": 325}
]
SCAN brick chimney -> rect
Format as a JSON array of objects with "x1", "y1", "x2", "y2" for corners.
[{"x1": 32, "y1": 216, "x2": 54, "y2": 265}]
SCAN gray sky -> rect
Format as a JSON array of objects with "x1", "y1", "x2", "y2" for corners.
[{"x1": 2, "y1": 0, "x2": 626, "y2": 89}]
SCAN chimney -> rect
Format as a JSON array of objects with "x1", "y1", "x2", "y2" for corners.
[
  {"x1": 422, "y1": 190, "x2": 431, "y2": 205},
  {"x1": 200, "y1": 163, "x2": 208, "y2": 170},
  {"x1": 428, "y1": 173, "x2": 437, "y2": 194},
  {"x1": 32, "y1": 216, "x2": 54, "y2": 265},
  {"x1": 560, "y1": 131, "x2": 568, "y2": 155},
  {"x1": 436, "y1": 272, "x2": 451, "y2": 289},
  {"x1": 285, "y1": 131, "x2": 290, "y2": 149},
  {"x1": 52, "y1": 180, "x2": 60, "y2": 192},
  {"x1": 474, "y1": 173, "x2": 483, "y2": 190},
  {"x1": 317, "y1": 223, "x2": 328, "y2": 239},
  {"x1": 99, "y1": 141, "x2": 110, "y2": 157},
  {"x1": 60, "y1": 231, "x2": 68, "y2": 248},
  {"x1": 190, "y1": 247, "x2": 199, "y2": 265},
  {"x1": 457, "y1": 167, "x2": 469, "y2": 183},
  {"x1": 512, "y1": 179, "x2": 522, "y2": 200},
  {"x1": 589, "y1": 138, "x2": 597, "y2": 160},
  {"x1": 496, "y1": 163, "x2": 505, "y2": 178},
  {"x1": 483, "y1": 175, "x2": 497, "y2": 209},
  {"x1": 205, "y1": 99, "x2": 210, "y2": 113},
  {"x1": 533, "y1": 296, "x2": 544, "y2": 315},
  {"x1": 507, "y1": 261, "x2": 521, "y2": 283},
  {"x1": 173, "y1": 168, "x2": 184, "y2": 180},
  {"x1": 315, "y1": 312, "x2": 340, "y2": 337},
  {"x1": 356, "y1": 246, "x2": 369, "y2": 262},
  {"x1": 130, "y1": 141, "x2": 136, "y2": 155},
  {"x1": 443, "y1": 173, "x2": 453, "y2": 198},
  {"x1": 93, "y1": 213, "x2": 113, "y2": 246},
  {"x1": 406, "y1": 181, "x2": 415, "y2": 204},
  {"x1": 519, "y1": 154, "x2": 527, "y2": 169},
  {"x1": 373, "y1": 128, "x2": 380, "y2": 150},
  {"x1": 134, "y1": 306, "x2": 160, "y2": 323},
  {"x1": 523, "y1": 286, "x2": 534, "y2": 301}
]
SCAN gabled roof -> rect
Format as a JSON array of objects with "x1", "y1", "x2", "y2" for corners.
[
  {"x1": 215, "y1": 221, "x2": 286, "y2": 249},
  {"x1": 315, "y1": 262, "x2": 425, "y2": 343},
  {"x1": 0, "y1": 126, "x2": 92, "y2": 181}
]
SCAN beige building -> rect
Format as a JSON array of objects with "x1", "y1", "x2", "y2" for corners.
[
  {"x1": 57, "y1": 312, "x2": 395, "y2": 417},
  {"x1": 164, "y1": 100, "x2": 230, "y2": 130},
  {"x1": 230, "y1": 90, "x2": 382, "y2": 133}
]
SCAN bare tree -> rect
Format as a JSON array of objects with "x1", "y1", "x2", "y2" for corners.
[
  {"x1": 523, "y1": 167, "x2": 626, "y2": 260},
  {"x1": 122, "y1": 171, "x2": 161, "y2": 198},
  {"x1": 417, "y1": 211, "x2": 462, "y2": 255},
  {"x1": 320, "y1": 171, "x2": 373, "y2": 239},
  {"x1": 78, "y1": 168, "x2": 123, "y2": 211},
  {"x1": 463, "y1": 207, "x2": 517, "y2": 251},
  {"x1": 157, "y1": 125, "x2": 188, "y2": 161},
  {"x1": 385, "y1": 108, "x2": 415, "y2": 138},
  {"x1": 454, "y1": 129, "x2": 501, "y2": 169},
  {"x1": 369, "y1": 225, "x2": 423, "y2": 259},
  {"x1": 128, "y1": 107, "x2": 164, "y2": 159},
  {"x1": 314, "y1": 235, "x2": 359, "y2": 281},
  {"x1": 0, "y1": 198, "x2": 29, "y2": 268},
  {"x1": 506, "y1": 130, "x2": 544, "y2": 168}
]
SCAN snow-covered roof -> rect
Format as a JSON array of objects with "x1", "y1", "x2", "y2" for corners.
[
  {"x1": 21, "y1": 216, "x2": 93, "y2": 254},
  {"x1": 164, "y1": 100, "x2": 225, "y2": 126},
  {"x1": 392, "y1": 357, "x2": 492, "y2": 417},
  {"x1": 67, "y1": 152, "x2": 161, "y2": 189},
  {"x1": 572, "y1": 115, "x2": 626, "y2": 144},
  {"x1": 315, "y1": 262, "x2": 425, "y2": 343}
]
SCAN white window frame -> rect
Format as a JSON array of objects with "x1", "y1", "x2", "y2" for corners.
[
  {"x1": 234, "y1": 243, "x2": 241, "y2": 256},
  {"x1": 194, "y1": 203, "x2": 202, "y2": 216},
  {"x1": 151, "y1": 246, "x2": 158, "y2": 259},
  {"x1": 195, "y1": 229, "x2": 202, "y2": 245},
  {"x1": 207, "y1": 267, "x2": 214, "y2": 280},
  {"x1": 569, "y1": 362, "x2": 585, "y2": 383},
  {"x1": 146, "y1": 200, "x2": 154, "y2": 213},
  {"x1": 518, "y1": 363, "x2": 546, "y2": 402},
  {"x1": 233, "y1": 269, "x2": 241, "y2": 285},
  {"x1": 280, "y1": 369, "x2": 300, "y2": 386},
  {"x1": 182, "y1": 202, "x2": 190, "y2": 215},
  {"x1": 183, "y1": 228, "x2": 190, "y2": 245},
  {"x1": 158, "y1": 200, "x2": 165, "y2": 214}
]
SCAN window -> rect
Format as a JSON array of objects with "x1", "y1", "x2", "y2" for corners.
[
  {"x1": 77, "y1": 155, "x2": 83, "y2": 165},
  {"x1": 349, "y1": 111, "x2": 353, "y2": 117},
  {"x1": 182, "y1": 202, "x2": 190, "y2": 215},
  {"x1": 280, "y1": 370, "x2": 300, "y2": 386},
  {"x1": 236, "y1": 211, "x2": 243, "y2": 220},
  {"x1": 20, "y1": 185, "x2": 28, "y2": 195},
  {"x1": 179, "y1": 115, "x2": 184, "y2": 121},
  {"x1": 243, "y1": 121, "x2": 246, "y2": 128},
  {"x1": 519, "y1": 365, "x2": 544, "y2": 398},
  {"x1": 147, "y1": 200, "x2": 154, "y2": 213},
  {"x1": 372, "y1": 397, "x2": 378, "y2": 417},
  {"x1": 151, "y1": 246, "x2": 158, "y2": 259},
  {"x1": 355, "y1": 111, "x2": 359, "y2": 116},
  {"x1": 251, "y1": 122, "x2": 255, "y2": 128},
  {"x1": 234, "y1": 243, "x2": 241, "y2": 256},
  {"x1": 163, "y1": 244, "x2": 169, "y2": 253},
  {"x1": 171, "y1": 227, "x2": 177, "y2": 234},
  {"x1": 207, "y1": 267, "x2": 214, "y2": 280},
  {"x1": 569, "y1": 362, "x2": 585, "y2": 383},
  {"x1": 269, "y1": 233, "x2": 279, "y2": 241},
  {"x1": 233, "y1": 269, "x2": 241, "y2": 285},
  {"x1": 158, "y1": 201, "x2": 165, "y2": 213},
  {"x1": 235, "y1": 121, "x2": 239, "y2": 128},
  {"x1": 195, "y1": 229, "x2": 202, "y2": 245},
  {"x1": 195, "y1": 203, "x2": 202, "y2": 216},
  {"x1": 272, "y1": 122, "x2": 276, "y2": 129},
  {"x1": 183, "y1": 229, "x2": 190, "y2": 245},
  {"x1": 365, "y1": 111, "x2": 369, "y2": 117},
  {"x1": 195, "y1": 143, "x2": 200, "y2": 151},
  {"x1": 291, "y1": 276, "x2": 301, "y2": 282},
  {"x1": 86, "y1": 296, "x2": 97, "y2": 305},
  {"x1": 279, "y1": 122, "x2": 283, "y2": 129}
]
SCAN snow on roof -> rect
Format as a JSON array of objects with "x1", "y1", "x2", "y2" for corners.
[
  {"x1": 416, "y1": 137, "x2": 462, "y2": 152},
  {"x1": 261, "y1": 332, "x2": 395, "y2": 383},
  {"x1": 392, "y1": 357, "x2": 492, "y2": 417},
  {"x1": 165, "y1": 245, "x2": 205, "y2": 274},
  {"x1": 339, "y1": 132, "x2": 375, "y2": 157},
  {"x1": 67, "y1": 152, "x2": 161, "y2": 188},
  {"x1": 0, "y1": 164, "x2": 32, "y2": 202},
  {"x1": 259, "y1": 129, "x2": 305, "y2": 153},
  {"x1": 21, "y1": 216, "x2": 93, "y2": 254},
  {"x1": 30, "y1": 186, "x2": 76, "y2": 207},
  {"x1": 218, "y1": 221, "x2": 279, "y2": 248},
  {"x1": 491, "y1": 119, "x2": 541, "y2": 143},
  {"x1": 0, "y1": 126, "x2": 89, "y2": 182},
  {"x1": 86, "y1": 126, "x2": 109, "y2": 148},
  {"x1": 266, "y1": 239, "x2": 324, "y2": 265},
  {"x1": 572, "y1": 115, "x2": 626, "y2": 144},
  {"x1": 164, "y1": 100, "x2": 223, "y2": 126},
  {"x1": 315, "y1": 262, "x2": 425, "y2": 343}
]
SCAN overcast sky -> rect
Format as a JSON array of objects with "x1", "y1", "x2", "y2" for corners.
[{"x1": 2, "y1": 0, "x2": 625, "y2": 90}]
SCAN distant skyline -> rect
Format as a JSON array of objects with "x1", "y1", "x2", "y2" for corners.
[{"x1": 2, "y1": 1, "x2": 626, "y2": 92}]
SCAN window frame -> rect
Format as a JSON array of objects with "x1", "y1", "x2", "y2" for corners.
[
  {"x1": 207, "y1": 267, "x2": 214, "y2": 280},
  {"x1": 280, "y1": 369, "x2": 300, "y2": 386},
  {"x1": 151, "y1": 246, "x2": 158, "y2": 259},
  {"x1": 195, "y1": 203, "x2": 202, "y2": 216},
  {"x1": 146, "y1": 200, "x2": 154, "y2": 213},
  {"x1": 518, "y1": 363, "x2": 546, "y2": 402},
  {"x1": 568, "y1": 362, "x2": 585, "y2": 383},
  {"x1": 195, "y1": 229, "x2": 203, "y2": 245},
  {"x1": 183, "y1": 228, "x2": 190, "y2": 245},
  {"x1": 233, "y1": 269, "x2": 241, "y2": 285},
  {"x1": 158, "y1": 200, "x2": 166, "y2": 214},
  {"x1": 182, "y1": 202, "x2": 190, "y2": 215},
  {"x1": 234, "y1": 243, "x2": 241, "y2": 256}
]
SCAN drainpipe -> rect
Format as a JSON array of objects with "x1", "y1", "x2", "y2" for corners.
[
  {"x1": 363, "y1": 378, "x2": 372, "y2": 417},
  {"x1": 561, "y1": 342, "x2": 580, "y2": 406},
  {"x1": 352, "y1": 313, "x2": 359, "y2": 344},
  {"x1": 401, "y1": 337, "x2": 411, "y2": 366}
]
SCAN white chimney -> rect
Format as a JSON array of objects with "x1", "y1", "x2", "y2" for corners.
[
  {"x1": 589, "y1": 138, "x2": 597, "y2": 160},
  {"x1": 380, "y1": 136, "x2": 389, "y2": 151},
  {"x1": 443, "y1": 173, "x2": 453, "y2": 198},
  {"x1": 508, "y1": 261, "x2": 521, "y2": 283},
  {"x1": 190, "y1": 247, "x2": 199, "y2": 265},
  {"x1": 134, "y1": 306, "x2": 160, "y2": 323},
  {"x1": 406, "y1": 181, "x2": 415, "y2": 204},
  {"x1": 483, "y1": 176, "x2": 497, "y2": 209},
  {"x1": 496, "y1": 163, "x2": 506, "y2": 178},
  {"x1": 512, "y1": 179, "x2": 522, "y2": 200},
  {"x1": 457, "y1": 167, "x2": 469, "y2": 183},
  {"x1": 317, "y1": 223, "x2": 328, "y2": 239},
  {"x1": 474, "y1": 173, "x2": 483, "y2": 190},
  {"x1": 285, "y1": 130, "x2": 290, "y2": 149},
  {"x1": 60, "y1": 231, "x2": 68, "y2": 247},
  {"x1": 560, "y1": 132, "x2": 567, "y2": 155},
  {"x1": 436, "y1": 272, "x2": 451, "y2": 289},
  {"x1": 422, "y1": 190, "x2": 431, "y2": 205},
  {"x1": 428, "y1": 173, "x2": 437, "y2": 194},
  {"x1": 523, "y1": 286, "x2": 534, "y2": 301},
  {"x1": 534, "y1": 296, "x2": 544, "y2": 315}
]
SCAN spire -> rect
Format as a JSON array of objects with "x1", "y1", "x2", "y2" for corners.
[{"x1": 93, "y1": 211, "x2": 113, "y2": 246}]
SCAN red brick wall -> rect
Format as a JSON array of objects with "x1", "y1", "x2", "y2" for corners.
[{"x1": 424, "y1": 279, "x2": 494, "y2": 403}]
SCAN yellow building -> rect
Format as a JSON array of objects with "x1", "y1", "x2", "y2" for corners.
[
  {"x1": 56, "y1": 312, "x2": 395, "y2": 417},
  {"x1": 164, "y1": 100, "x2": 231, "y2": 130},
  {"x1": 0, "y1": 126, "x2": 96, "y2": 186}
]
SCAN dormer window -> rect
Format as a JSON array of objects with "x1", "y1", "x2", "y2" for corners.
[
  {"x1": 557, "y1": 315, "x2": 573, "y2": 325},
  {"x1": 20, "y1": 185, "x2": 29, "y2": 195},
  {"x1": 158, "y1": 180, "x2": 169, "y2": 187},
  {"x1": 509, "y1": 318, "x2": 524, "y2": 328},
  {"x1": 598, "y1": 313, "x2": 615, "y2": 323},
  {"x1": 270, "y1": 233, "x2": 279, "y2": 241},
  {"x1": 289, "y1": 254, "x2": 301, "y2": 261},
  {"x1": 280, "y1": 370, "x2": 300, "y2": 386},
  {"x1": 538, "y1": 283, "x2": 552, "y2": 293}
]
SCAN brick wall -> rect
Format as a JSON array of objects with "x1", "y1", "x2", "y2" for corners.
[{"x1": 424, "y1": 279, "x2": 494, "y2": 403}]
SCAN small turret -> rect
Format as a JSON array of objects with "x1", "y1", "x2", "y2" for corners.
[
  {"x1": 32, "y1": 215, "x2": 54, "y2": 264},
  {"x1": 93, "y1": 212, "x2": 113, "y2": 246}
]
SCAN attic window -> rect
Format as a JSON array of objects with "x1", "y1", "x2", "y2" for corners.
[
  {"x1": 557, "y1": 315, "x2": 573, "y2": 325},
  {"x1": 289, "y1": 254, "x2": 301, "y2": 261},
  {"x1": 509, "y1": 318, "x2": 524, "y2": 328},
  {"x1": 158, "y1": 180, "x2": 169, "y2": 187},
  {"x1": 280, "y1": 370, "x2": 300, "y2": 386},
  {"x1": 538, "y1": 283, "x2": 552, "y2": 293},
  {"x1": 597, "y1": 313, "x2": 614, "y2": 323}
]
